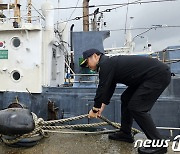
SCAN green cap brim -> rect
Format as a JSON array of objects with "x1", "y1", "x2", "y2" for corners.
[{"x1": 80, "y1": 59, "x2": 88, "y2": 67}]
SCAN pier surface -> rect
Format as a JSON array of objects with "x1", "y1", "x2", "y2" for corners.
[{"x1": 0, "y1": 132, "x2": 175, "y2": 154}]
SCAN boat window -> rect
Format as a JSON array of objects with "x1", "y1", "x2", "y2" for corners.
[
  {"x1": 0, "y1": 41, "x2": 4, "y2": 47},
  {"x1": 11, "y1": 71, "x2": 21, "y2": 81},
  {"x1": 11, "y1": 37, "x2": 21, "y2": 48}
]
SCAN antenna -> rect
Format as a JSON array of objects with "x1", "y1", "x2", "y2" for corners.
[{"x1": 58, "y1": 0, "x2": 60, "y2": 21}]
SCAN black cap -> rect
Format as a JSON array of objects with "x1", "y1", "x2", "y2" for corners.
[{"x1": 80, "y1": 49, "x2": 103, "y2": 67}]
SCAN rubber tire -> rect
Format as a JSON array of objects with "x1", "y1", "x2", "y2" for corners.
[
  {"x1": 1, "y1": 134, "x2": 43, "y2": 148},
  {"x1": 6, "y1": 141, "x2": 38, "y2": 147}
]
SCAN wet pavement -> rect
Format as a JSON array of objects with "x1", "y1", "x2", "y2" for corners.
[{"x1": 0, "y1": 132, "x2": 175, "y2": 154}]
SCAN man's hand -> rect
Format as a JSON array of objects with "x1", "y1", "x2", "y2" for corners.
[
  {"x1": 88, "y1": 103, "x2": 106, "y2": 118},
  {"x1": 98, "y1": 103, "x2": 106, "y2": 117},
  {"x1": 88, "y1": 109, "x2": 98, "y2": 118}
]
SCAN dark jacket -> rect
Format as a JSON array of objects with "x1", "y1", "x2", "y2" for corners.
[{"x1": 94, "y1": 55, "x2": 169, "y2": 108}]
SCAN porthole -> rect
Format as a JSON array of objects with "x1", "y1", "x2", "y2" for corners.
[
  {"x1": 11, "y1": 70, "x2": 21, "y2": 81},
  {"x1": 0, "y1": 41, "x2": 4, "y2": 47},
  {"x1": 11, "y1": 37, "x2": 21, "y2": 48}
]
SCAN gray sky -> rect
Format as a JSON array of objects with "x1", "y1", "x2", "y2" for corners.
[{"x1": 21, "y1": 0, "x2": 180, "y2": 51}]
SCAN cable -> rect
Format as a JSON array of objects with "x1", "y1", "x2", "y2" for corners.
[
  {"x1": 109, "y1": 25, "x2": 180, "y2": 31},
  {"x1": 131, "y1": 25, "x2": 180, "y2": 41},
  {"x1": 123, "y1": 27, "x2": 153, "y2": 46},
  {"x1": 124, "y1": 0, "x2": 130, "y2": 34},
  {"x1": 58, "y1": 0, "x2": 177, "y2": 24},
  {"x1": 58, "y1": 0, "x2": 140, "y2": 24},
  {"x1": 132, "y1": 27, "x2": 154, "y2": 41},
  {"x1": 51, "y1": 0, "x2": 177, "y2": 10},
  {"x1": 31, "y1": 3, "x2": 45, "y2": 20},
  {"x1": 60, "y1": 0, "x2": 80, "y2": 33},
  {"x1": 122, "y1": 25, "x2": 180, "y2": 46}
]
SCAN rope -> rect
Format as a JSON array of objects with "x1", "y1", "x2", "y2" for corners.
[
  {"x1": 1, "y1": 127, "x2": 42, "y2": 144},
  {"x1": 99, "y1": 115, "x2": 120, "y2": 129},
  {"x1": 39, "y1": 114, "x2": 89, "y2": 125},
  {"x1": 42, "y1": 129, "x2": 121, "y2": 134},
  {"x1": 41, "y1": 122, "x2": 141, "y2": 134},
  {"x1": 42, "y1": 122, "x2": 108, "y2": 130},
  {"x1": 1, "y1": 112, "x2": 141, "y2": 145}
]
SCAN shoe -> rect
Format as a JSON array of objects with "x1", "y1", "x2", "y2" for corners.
[
  {"x1": 138, "y1": 147, "x2": 167, "y2": 154},
  {"x1": 108, "y1": 131, "x2": 134, "y2": 143}
]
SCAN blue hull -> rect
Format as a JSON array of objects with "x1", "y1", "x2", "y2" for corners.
[{"x1": 0, "y1": 77, "x2": 180, "y2": 137}]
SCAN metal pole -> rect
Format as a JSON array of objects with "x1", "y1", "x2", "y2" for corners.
[
  {"x1": 92, "y1": 8, "x2": 99, "y2": 31},
  {"x1": 14, "y1": 0, "x2": 21, "y2": 23},
  {"x1": 8, "y1": 3, "x2": 10, "y2": 23},
  {"x1": 70, "y1": 24, "x2": 74, "y2": 51},
  {"x1": 83, "y1": 0, "x2": 89, "y2": 31},
  {"x1": 162, "y1": 50, "x2": 166, "y2": 63},
  {"x1": 27, "y1": 0, "x2": 32, "y2": 23}
]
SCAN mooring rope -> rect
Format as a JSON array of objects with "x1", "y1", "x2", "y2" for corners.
[
  {"x1": 1, "y1": 127, "x2": 43, "y2": 144},
  {"x1": 1, "y1": 113, "x2": 141, "y2": 145},
  {"x1": 39, "y1": 114, "x2": 89, "y2": 125},
  {"x1": 42, "y1": 129, "x2": 120, "y2": 134}
]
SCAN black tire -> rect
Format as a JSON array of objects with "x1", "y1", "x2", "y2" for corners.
[
  {"x1": 1, "y1": 134, "x2": 43, "y2": 148},
  {"x1": 6, "y1": 141, "x2": 38, "y2": 148}
]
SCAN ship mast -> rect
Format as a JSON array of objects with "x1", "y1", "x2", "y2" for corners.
[
  {"x1": 27, "y1": 0, "x2": 32, "y2": 23},
  {"x1": 14, "y1": 0, "x2": 21, "y2": 24},
  {"x1": 83, "y1": 0, "x2": 89, "y2": 31}
]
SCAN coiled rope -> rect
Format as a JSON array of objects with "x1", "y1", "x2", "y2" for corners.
[{"x1": 1, "y1": 113, "x2": 141, "y2": 145}]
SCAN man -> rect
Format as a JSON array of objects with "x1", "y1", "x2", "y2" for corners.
[{"x1": 80, "y1": 48, "x2": 171, "y2": 154}]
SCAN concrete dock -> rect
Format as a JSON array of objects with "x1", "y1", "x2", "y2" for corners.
[{"x1": 0, "y1": 132, "x2": 175, "y2": 154}]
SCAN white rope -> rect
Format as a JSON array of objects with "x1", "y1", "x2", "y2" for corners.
[
  {"x1": 1, "y1": 112, "x2": 141, "y2": 144},
  {"x1": 42, "y1": 129, "x2": 120, "y2": 134}
]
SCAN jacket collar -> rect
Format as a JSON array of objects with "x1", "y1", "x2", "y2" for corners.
[{"x1": 96, "y1": 54, "x2": 108, "y2": 71}]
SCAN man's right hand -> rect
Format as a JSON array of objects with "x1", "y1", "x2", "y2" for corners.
[
  {"x1": 88, "y1": 109, "x2": 98, "y2": 118},
  {"x1": 98, "y1": 103, "x2": 106, "y2": 117}
]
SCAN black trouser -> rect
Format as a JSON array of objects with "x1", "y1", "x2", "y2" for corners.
[{"x1": 120, "y1": 68, "x2": 171, "y2": 139}]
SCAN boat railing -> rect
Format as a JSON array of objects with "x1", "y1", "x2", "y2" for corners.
[
  {"x1": 157, "y1": 127, "x2": 180, "y2": 138},
  {"x1": 64, "y1": 73, "x2": 99, "y2": 84},
  {"x1": 72, "y1": 74, "x2": 99, "y2": 76},
  {"x1": 0, "y1": 15, "x2": 42, "y2": 26},
  {"x1": 71, "y1": 74, "x2": 99, "y2": 84}
]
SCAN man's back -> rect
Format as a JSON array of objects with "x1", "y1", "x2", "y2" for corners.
[{"x1": 99, "y1": 55, "x2": 169, "y2": 86}]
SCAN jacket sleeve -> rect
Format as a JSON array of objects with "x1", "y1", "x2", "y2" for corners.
[{"x1": 94, "y1": 60, "x2": 116, "y2": 108}]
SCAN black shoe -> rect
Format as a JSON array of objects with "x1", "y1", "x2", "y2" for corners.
[
  {"x1": 108, "y1": 131, "x2": 134, "y2": 143},
  {"x1": 138, "y1": 147, "x2": 167, "y2": 154}
]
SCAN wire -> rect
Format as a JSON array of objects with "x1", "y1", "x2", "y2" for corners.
[
  {"x1": 31, "y1": 3, "x2": 45, "y2": 20},
  {"x1": 124, "y1": 0, "x2": 131, "y2": 34},
  {"x1": 121, "y1": 25, "x2": 180, "y2": 45},
  {"x1": 51, "y1": 0, "x2": 177, "y2": 10},
  {"x1": 58, "y1": 0, "x2": 139, "y2": 23},
  {"x1": 132, "y1": 27, "x2": 154, "y2": 41},
  {"x1": 109, "y1": 25, "x2": 180, "y2": 31},
  {"x1": 58, "y1": 0, "x2": 60, "y2": 21},
  {"x1": 58, "y1": 0, "x2": 177, "y2": 24},
  {"x1": 60, "y1": 0, "x2": 80, "y2": 33},
  {"x1": 132, "y1": 25, "x2": 180, "y2": 41}
]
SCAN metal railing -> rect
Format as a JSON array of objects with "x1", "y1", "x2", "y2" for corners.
[
  {"x1": 0, "y1": 15, "x2": 42, "y2": 25},
  {"x1": 157, "y1": 127, "x2": 180, "y2": 138}
]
